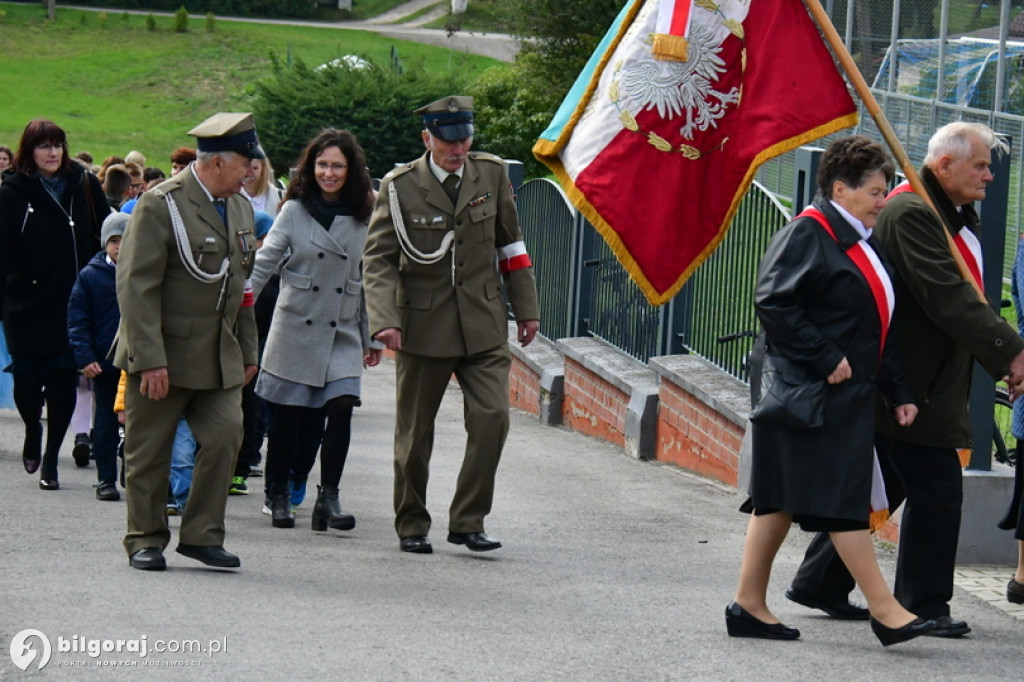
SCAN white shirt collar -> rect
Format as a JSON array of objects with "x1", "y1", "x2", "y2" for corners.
[
  {"x1": 829, "y1": 199, "x2": 871, "y2": 240},
  {"x1": 190, "y1": 163, "x2": 219, "y2": 203},
  {"x1": 427, "y1": 154, "x2": 463, "y2": 185},
  {"x1": 106, "y1": 255, "x2": 117, "y2": 267}
]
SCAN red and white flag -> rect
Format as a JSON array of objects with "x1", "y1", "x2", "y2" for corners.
[{"x1": 534, "y1": 0, "x2": 858, "y2": 305}]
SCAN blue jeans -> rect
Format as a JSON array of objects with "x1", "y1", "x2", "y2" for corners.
[{"x1": 169, "y1": 418, "x2": 196, "y2": 510}]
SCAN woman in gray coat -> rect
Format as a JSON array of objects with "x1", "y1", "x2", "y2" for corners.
[{"x1": 249, "y1": 129, "x2": 381, "y2": 530}]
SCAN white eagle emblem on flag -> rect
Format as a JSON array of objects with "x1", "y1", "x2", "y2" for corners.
[{"x1": 620, "y1": 22, "x2": 740, "y2": 139}]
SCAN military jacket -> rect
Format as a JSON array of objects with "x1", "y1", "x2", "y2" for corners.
[
  {"x1": 363, "y1": 151, "x2": 539, "y2": 357},
  {"x1": 113, "y1": 169, "x2": 258, "y2": 389}
]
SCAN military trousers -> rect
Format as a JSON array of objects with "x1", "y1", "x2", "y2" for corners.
[
  {"x1": 122, "y1": 376, "x2": 243, "y2": 556},
  {"x1": 393, "y1": 345, "x2": 511, "y2": 539}
]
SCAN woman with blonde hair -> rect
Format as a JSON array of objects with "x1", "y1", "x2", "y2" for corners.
[{"x1": 243, "y1": 157, "x2": 285, "y2": 218}]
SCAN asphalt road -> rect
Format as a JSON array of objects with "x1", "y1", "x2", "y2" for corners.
[{"x1": 1, "y1": 357, "x2": 1021, "y2": 680}]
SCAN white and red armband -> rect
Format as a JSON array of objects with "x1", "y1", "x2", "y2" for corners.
[
  {"x1": 241, "y1": 279, "x2": 255, "y2": 308},
  {"x1": 497, "y1": 241, "x2": 532, "y2": 274}
]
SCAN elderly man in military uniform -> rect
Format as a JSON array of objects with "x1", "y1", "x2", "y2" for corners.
[
  {"x1": 364, "y1": 96, "x2": 541, "y2": 554},
  {"x1": 115, "y1": 113, "x2": 261, "y2": 571}
]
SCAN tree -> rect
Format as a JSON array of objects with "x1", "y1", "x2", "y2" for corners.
[
  {"x1": 251, "y1": 54, "x2": 475, "y2": 178},
  {"x1": 45, "y1": 0, "x2": 55, "y2": 21},
  {"x1": 467, "y1": 0, "x2": 622, "y2": 176}
]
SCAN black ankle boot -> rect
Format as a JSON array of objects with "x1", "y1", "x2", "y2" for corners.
[
  {"x1": 312, "y1": 485, "x2": 355, "y2": 531},
  {"x1": 269, "y1": 486, "x2": 295, "y2": 528}
]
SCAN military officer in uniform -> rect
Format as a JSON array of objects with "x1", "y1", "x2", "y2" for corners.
[
  {"x1": 115, "y1": 113, "x2": 261, "y2": 571},
  {"x1": 363, "y1": 96, "x2": 540, "y2": 554}
]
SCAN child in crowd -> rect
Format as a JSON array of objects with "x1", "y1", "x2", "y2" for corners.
[{"x1": 67, "y1": 212, "x2": 127, "y2": 500}]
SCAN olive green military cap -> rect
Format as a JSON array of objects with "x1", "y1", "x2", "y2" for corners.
[
  {"x1": 187, "y1": 112, "x2": 265, "y2": 159},
  {"x1": 415, "y1": 96, "x2": 474, "y2": 141}
]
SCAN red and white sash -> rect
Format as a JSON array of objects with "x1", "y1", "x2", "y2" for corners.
[
  {"x1": 798, "y1": 208, "x2": 895, "y2": 357},
  {"x1": 887, "y1": 182, "x2": 983, "y2": 288}
]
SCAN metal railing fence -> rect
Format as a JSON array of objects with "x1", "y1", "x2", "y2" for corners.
[{"x1": 516, "y1": 179, "x2": 789, "y2": 378}]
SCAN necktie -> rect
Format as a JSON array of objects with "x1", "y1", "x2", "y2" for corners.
[
  {"x1": 213, "y1": 199, "x2": 227, "y2": 225},
  {"x1": 442, "y1": 174, "x2": 459, "y2": 204}
]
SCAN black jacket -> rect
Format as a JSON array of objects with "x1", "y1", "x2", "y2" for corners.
[
  {"x1": 749, "y1": 195, "x2": 912, "y2": 522},
  {"x1": 0, "y1": 166, "x2": 106, "y2": 356}
]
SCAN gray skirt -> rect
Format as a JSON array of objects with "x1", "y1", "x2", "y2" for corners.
[{"x1": 255, "y1": 370, "x2": 361, "y2": 409}]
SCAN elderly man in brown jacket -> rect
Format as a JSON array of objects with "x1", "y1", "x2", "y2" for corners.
[
  {"x1": 115, "y1": 113, "x2": 261, "y2": 571},
  {"x1": 363, "y1": 96, "x2": 540, "y2": 554},
  {"x1": 787, "y1": 122, "x2": 1024, "y2": 637}
]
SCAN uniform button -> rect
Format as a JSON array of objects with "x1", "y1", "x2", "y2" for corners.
[
  {"x1": 318, "y1": 252, "x2": 325, "y2": 258},
  {"x1": 313, "y1": 286, "x2": 319, "y2": 292},
  {"x1": 867, "y1": 374, "x2": 876, "y2": 382},
  {"x1": 336, "y1": 287, "x2": 343, "y2": 293},
  {"x1": 996, "y1": 338, "x2": 1004, "y2": 347},
  {"x1": 457, "y1": 281, "x2": 463, "y2": 286},
  {"x1": 329, "y1": 321, "x2": 337, "y2": 328},
  {"x1": 458, "y1": 260, "x2": 464, "y2": 266},
  {"x1": 458, "y1": 239, "x2": 463, "y2": 245},
  {"x1": 305, "y1": 319, "x2": 312, "y2": 325}
]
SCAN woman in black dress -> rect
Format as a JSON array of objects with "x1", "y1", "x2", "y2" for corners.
[{"x1": 726, "y1": 137, "x2": 933, "y2": 646}]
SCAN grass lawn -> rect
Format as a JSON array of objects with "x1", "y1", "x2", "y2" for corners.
[{"x1": 0, "y1": 2, "x2": 502, "y2": 169}]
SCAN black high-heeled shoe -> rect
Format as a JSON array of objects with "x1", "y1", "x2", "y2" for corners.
[
  {"x1": 39, "y1": 479, "x2": 60, "y2": 491},
  {"x1": 869, "y1": 617, "x2": 935, "y2": 646},
  {"x1": 725, "y1": 602, "x2": 800, "y2": 640},
  {"x1": 23, "y1": 422, "x2": 42, "y2": 474}
]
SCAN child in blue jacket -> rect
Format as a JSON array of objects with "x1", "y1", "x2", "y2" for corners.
[{"x1": 68, "y1": 212, "x2": 126, "y2": 500}]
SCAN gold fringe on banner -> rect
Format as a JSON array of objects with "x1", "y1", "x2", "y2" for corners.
[{"x1": 651, "y1": 33, "x2": 689, "y2": 61}]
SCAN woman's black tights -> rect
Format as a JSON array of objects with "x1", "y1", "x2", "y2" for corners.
[
  {"x1": 13, "y1": 368, "x2": 77, "y2": 480},
  {"x1": 266, "y1": 403, "x2": 324, "y2": 493},
  {"x1": 319, "y1": 396, "x2": 354, "y2": 489},
  {"x1": 265, "y1": 397, "x2": 355, "y2": 492}
]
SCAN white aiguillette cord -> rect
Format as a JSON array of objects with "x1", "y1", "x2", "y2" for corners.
[
  {"x1": 163, "y1": 192, "x2": 231, "y2": 309},
  {"x1": 388, "y1": 182, "x2": 456, "y2": 284}
]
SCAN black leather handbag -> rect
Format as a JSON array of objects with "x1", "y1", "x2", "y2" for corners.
[{"x1": 749, "y1": 351, "x2": 825, "y2": 430}]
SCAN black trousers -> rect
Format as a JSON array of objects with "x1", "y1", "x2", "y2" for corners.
[
  {"x1": 233, "y1": 381, "x2": 265, "y2": 478},
  {"x1": 791, "y1": 432, "x2": 964, "y2": 619}
]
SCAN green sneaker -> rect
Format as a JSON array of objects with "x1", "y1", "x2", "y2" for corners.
[{"x1": 229, "y1": 476, "x2": 249, "y2": 495}]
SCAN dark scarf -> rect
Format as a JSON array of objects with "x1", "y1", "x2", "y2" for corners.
[
  {"x1": 303, "y1": 194, "x2": 353, "y2": 230},
  {"x1": 37, "y1": 172, "x2": 68, "y2": 205}
]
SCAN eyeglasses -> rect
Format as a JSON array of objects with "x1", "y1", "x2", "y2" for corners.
[
  {"x1": 130, "y1": 183, "x2": 145, "y2": 190},
  {"x1": 315, "y1": 161, "x2": 348, "y2": 173},
  {"x1": 36, "y1": 143, "x2": 64, "y2": 152}
]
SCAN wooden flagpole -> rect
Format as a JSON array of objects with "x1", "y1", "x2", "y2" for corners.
[{"x1": 801, "y1": 0, "x2": 987, "y2": 302}]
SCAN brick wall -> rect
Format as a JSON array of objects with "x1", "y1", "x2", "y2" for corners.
[
  {"x1": 656, "y1": 378, "x2": 743, "y2": 487},
  {"x1": 561, "y1": 357, "x2": 627, "y2": 447},
  {"x1": 510, "y1": 355, "x2": 541, "y2": 416}
]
